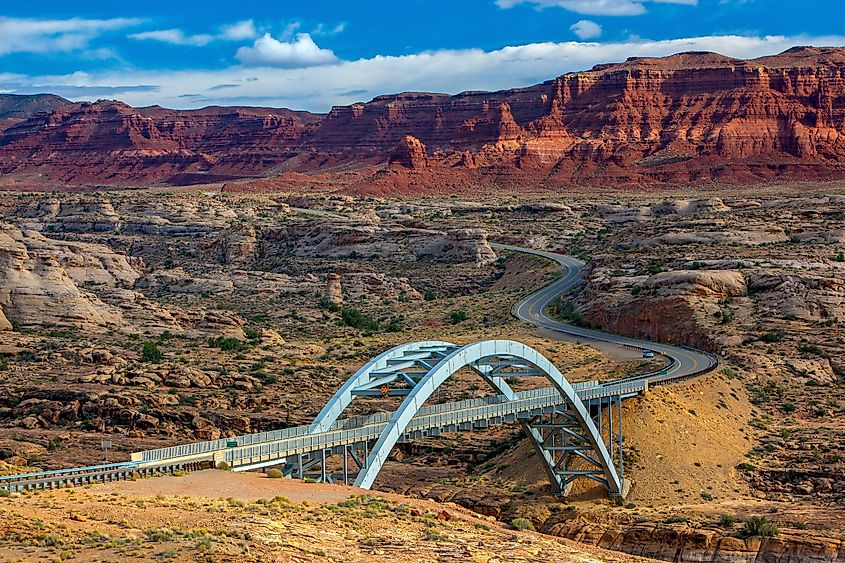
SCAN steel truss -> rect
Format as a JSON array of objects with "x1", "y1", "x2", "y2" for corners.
[{"x1": 521, "y1": 395, "x2": 628, "y2": 498}]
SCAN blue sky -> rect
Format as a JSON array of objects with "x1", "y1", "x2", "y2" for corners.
[{"x1": 1, "y1": 0, "x2": 842, "y2": 111}]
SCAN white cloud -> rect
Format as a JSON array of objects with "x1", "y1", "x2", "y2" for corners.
[
  {"x1": 312, "y1": 22, "x2": 347, "y2": 37},
  {"x1": 130, "y1": 19, "x2": 258, "y2": 46},
  {"x1": 570, "y1": 20, "x2": 603, "y2": 39},
  {"x1": 220, "y1": 20, "x2": 258, "y2": 41},
  {"x1": 6, "y1": 34, "x2": 842, "y2": 112},
  {"x1": 0, "y1": 16, "x2": 142, "y2": 56},
  {"x1": 129, "y1": 29, "x2": 214, "y2": 46},
  {"x1": 496, "y1": 0, "x2": 697, "y2": 16},
  {"x1": 235, "y1": 33, "x2": 338, "y2": 67}
]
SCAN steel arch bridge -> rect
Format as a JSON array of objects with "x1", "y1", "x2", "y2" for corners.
[{"x1": 309, "y1": 339, "x2": 629, "y2": 498}]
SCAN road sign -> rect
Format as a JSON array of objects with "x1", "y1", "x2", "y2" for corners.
[
  {"x1": 379, "y1": 385, "x2": 389, "y2": 396},
  {"x1": 100, "y1": 440, "x2": 112, "y2": 450},
  {"x1": 226, "y1": 441, "x2": 238, "y2": 448}
]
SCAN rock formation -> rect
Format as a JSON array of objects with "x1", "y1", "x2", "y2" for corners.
[
  {"x1": 324, "y1": 273, "x2": 343, "y2": 306},
  {"x1": 389, "y1": 135, "x2": 429, "y2": 169},
  {"x1": 270, "y1": 222, "x2": 497, "y2": 265},
  {"x1": 0, "y1": 305, "x2": 11, "y2": 330},
  {"x1": 4, "y1": 48, "x2": 845, "y2": 190},
  {"x1": 0, "y1": 223, "x2": 244, "y2": 337}
]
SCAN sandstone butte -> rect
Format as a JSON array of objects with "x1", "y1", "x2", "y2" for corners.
[{"x1": 2, "y1": 46, "x2": 845, "y2": 193}]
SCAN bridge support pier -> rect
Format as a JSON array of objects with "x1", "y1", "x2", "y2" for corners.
[{"x1": 522, "y1": 394, "x2": 628, "y2": 499}]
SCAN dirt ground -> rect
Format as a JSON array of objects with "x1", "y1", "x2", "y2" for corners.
[{"x1": 0, "y1": 470, "x2": 652, "y2": 562}]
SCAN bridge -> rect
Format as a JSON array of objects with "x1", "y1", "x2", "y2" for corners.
[{"x1": 0, "y1": 247, "x2": 718, "y2": 498}]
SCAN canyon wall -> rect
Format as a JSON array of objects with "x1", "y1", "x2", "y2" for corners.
[{"x1": 3, "y1": 47, "x2": 845, "y2": 191}]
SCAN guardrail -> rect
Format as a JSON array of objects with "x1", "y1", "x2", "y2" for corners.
[
  {"x1": 134, "y1": 379, "x2": 628, "y2": 467},
  {"x1": 221, "y1": 380, "x2": 647, "y2": 468}
]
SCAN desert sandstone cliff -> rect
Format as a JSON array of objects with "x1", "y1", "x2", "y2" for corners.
[{"x1": 2, "y1": 47, "x2": 845, "y2": 191}]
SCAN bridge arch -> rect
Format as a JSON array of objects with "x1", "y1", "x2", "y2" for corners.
[
  {"x1": 309, "y1": 340, "x2": 516, "y2": 433},
  {"x1": 313, "y1": 339, "x2": 624, "y2": 497}
]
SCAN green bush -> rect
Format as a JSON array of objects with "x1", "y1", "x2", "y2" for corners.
[
  {"x1": 0, "y1": 359, "x2": 8, "y2": 371},
  {"x1": 719, "y1": 514, "x2": 737, "y2": 527},
  {"x1": 424, "y1": 290, "x2": 436, "y2": 301},
  {"x1": 208, "y1": 336, "x2": 245, "y2": 352},
  {"x1": 266, "y1": 468, "x2": 283, "y2": 479},
  {"x1": 449, "y1": 310, "x2": 468, "y2": 324},
  {"x1": 739, "y1": 516, "x2": 778, "y2": 538},
  {"x1": 631, "y1": 285, "x2": 641, "y2": 296},
  {"x1": 510, "y1": 518, "x2": 534, "y2": 531},
  {"x1": 760, "y1": 329, "x2": 785, "y2": 343},
  {"x1": 244, "y1": 327, "x2": 261, "y2": 341},
  {"x1": 340, "y1": 308, "x2": 379, "y2": 331},
  {"x1": 835, "y1": 252, "x2": 844, "y2": 263},
  {"x1": 318, "y1": 296, "x2": 341, "y2": 312},
  {"x1": 140, "y1": 341, "x2": 163, "y2": 363},
  {"x1": 216, "y1": 461, "x2": 230, "y2": 471}
]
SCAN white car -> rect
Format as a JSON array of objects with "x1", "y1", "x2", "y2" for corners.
[{"x1": 642, "y1": 349, "x2": 655, "y2": 359}]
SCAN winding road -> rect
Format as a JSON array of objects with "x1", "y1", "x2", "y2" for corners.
[{"x1": 492, "y1": 243, "x2": 717, "y2": 384}]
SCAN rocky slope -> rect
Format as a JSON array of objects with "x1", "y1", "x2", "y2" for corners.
[{"x1": 4, "y1": 47, "x2": 845, "y2": 191}]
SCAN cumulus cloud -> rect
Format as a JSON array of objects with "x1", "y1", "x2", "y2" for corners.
[
  {"x1": 0, "y1": 16, "x2": 143, "y2": 56},
  {"x1": 496, "y1": 0, "x2": 697, "y2": 16},
  {"x1": 130, "y1": 19, "x2": 258, "y2": 46},
  {"x1": 5, "y1": 34, "x2": 841, "y2": 112},
  {"x1": 235, "y1": 33, "x2": 338, "y2": 67},
  {"x1": 570, "y1": 20, "x2": 603, "y2": 39}
]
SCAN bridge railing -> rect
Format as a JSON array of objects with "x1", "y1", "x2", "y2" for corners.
[
  {"x1": 135, "y1": 380, "x2": 605, "y2": 464},
  {"x1": 220, "y1": 380, "x2": 642, "y2": 467}
]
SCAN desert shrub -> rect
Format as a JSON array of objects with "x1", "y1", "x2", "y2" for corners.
[
  {"x1": 739, "y1": 516, "x2": 778, "y2": 538},
  {"x1": 0, "y1": 488, "x2": 11, "y2": 498},
  {"x1": 216, "y1": 462, "x2": 230, "y2": 471},
  {"x1": 208, "y1": 336, "x2": 245, "y2": 352},
  {"x1": 340, "y1": 308, "x2": 379, "y2": 331},
  {"x1": 630, "y1": 285, "x2": 641, "y2": 296},
  {"x1": 140, "y1": 341, "x2": 163, "y2": 363},
  {"x1": 424, "y1": 290, "x2": 436, "y2": 301},
  {"x1": 172, "y1": 470, "x2": 184, "y2": 477},
  {"x1": 719, "y1": 514, "x2": 737, "y2": 527},
  {"x1": 244, "y1": 327, "x2": 261, "y2": 341},
  {"x1": 145, "y1": 528, "x2": 176, "y2": 542},
  {"x1": 700, "y1": 491, "x2": 714, "y2": 501},
  {"x1": 760, "y1": 329, "x2": 784, "y2": 343},
  {"x1": 0, "y1": 359, "x2": 8, "y2": 371},
  {"x1": 266, "y1": 468, "x2": 283, "y2": 479},
  {"x1": 665, "y1": 516, "x2": 688, "y2": 524},
  {"x1": 510, "y1": 518, "x2": 534, "y2": 531},
  {"x1": 835, "y1": 252, "x2": 844, "y2": 262},
  {"x1": 449, "y1": 310, "x2": 468, "y2": 324},
  {"x1": 317, "y1": 296, "x2": 341, "y2": 312}
]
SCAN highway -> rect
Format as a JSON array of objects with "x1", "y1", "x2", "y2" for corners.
[{"x1": 493, "y1": 243, "x2": 716, "y2": 381}]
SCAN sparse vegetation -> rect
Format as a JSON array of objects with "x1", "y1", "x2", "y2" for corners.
[
  {"x1": 510, "y1": 518, "x2": 534, "y2": 531},
  {"x1": 449, "y1": 310, "x2": 468, "y2": 324},
  {"x1": 208, "y1": 336, "x2": 246, "y2": 351},
  {"x1": 739, "y1": 516, "x2": 779, "y2": 538},
  {"x1": 140, "y1": 341, "x2": 163, "y2": 363}
]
